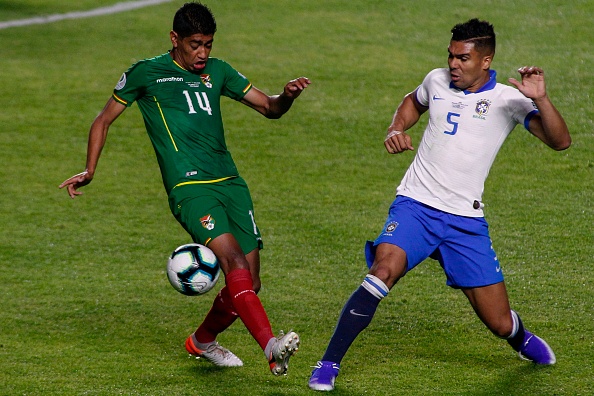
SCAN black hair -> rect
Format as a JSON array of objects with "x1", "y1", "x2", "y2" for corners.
[
  {"x1": 451, "y1": 18, "x2": 496, "y2": 56},
  {"x1": 173, "y1": 2, "x2": 217, "y2": 38}
]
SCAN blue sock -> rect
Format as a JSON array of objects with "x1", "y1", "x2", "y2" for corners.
[
  {"x1": 506, "y1": 310, "x2": 528, "y2": 351},
  {"x1": 321, "y1": 275, "x2": 389, "y2": 364}
]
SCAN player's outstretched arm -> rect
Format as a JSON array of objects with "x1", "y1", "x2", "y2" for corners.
[
  {"x1": 384, "y1": 90, "x2": 427, "y2": 154},
  {"x1": 59, "y1": 98, "x2": 126, "y2": 198},
  {"x1": 508, "y1": 66, "x2": 571, "y2": 150},
  {"x1": 241, "y1": 77, "x2": 311, "y2": 119}
]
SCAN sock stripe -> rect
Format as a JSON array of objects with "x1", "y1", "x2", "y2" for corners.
[
  {"x1": 509, "y1": 310, "x2": 519, "y2": 338},
  {"x1": 362, "y1": 275, "x2": 388, "y2": 299}
]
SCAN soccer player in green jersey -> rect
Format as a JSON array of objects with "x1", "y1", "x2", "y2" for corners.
[{"x1": 60, "y1": 2, "x2": 310, "y2": 376}]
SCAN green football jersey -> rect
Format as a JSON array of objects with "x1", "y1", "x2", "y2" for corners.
[{"x1": 113, "y1": 52, "x2": 253, "y2": 194}]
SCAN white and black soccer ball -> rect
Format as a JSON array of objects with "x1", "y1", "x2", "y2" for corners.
[{"x1": 167, "y1": 243, "x2": 221, "y2": 296}]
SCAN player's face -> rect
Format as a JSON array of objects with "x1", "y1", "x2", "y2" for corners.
[
  {"x1": 448, "y1": 41, "x2": 492, "y2": 92},
  {"x1": 170, "y1": 31, "x2": 214, "y2": 72}
]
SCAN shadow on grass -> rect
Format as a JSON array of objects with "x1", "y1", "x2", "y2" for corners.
[{"x1": 473, "y1": 364, "x2": 557, "y2": 396}]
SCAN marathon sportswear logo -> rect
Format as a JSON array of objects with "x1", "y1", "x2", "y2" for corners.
[
  {"x1": 200, "y1": 214, "x2": 215, "y2": 230},
  {"x1": 156, "y1": 77, "x2": 184, "y2": 83},
  {"x1": 115, "y1": 73, "x2": 126, "y2": 90}
]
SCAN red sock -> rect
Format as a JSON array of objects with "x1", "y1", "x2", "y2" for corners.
[
  {"x1": 194, "y1": 286, "x2": 239, "y2": 344},
  {"x1": 225, "y1": 268, "x2": 273, "y2": 350}
]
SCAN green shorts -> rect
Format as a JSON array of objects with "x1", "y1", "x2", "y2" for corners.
[{"x1": 168, "y1": 177, "x2": 263, "y2": 254}]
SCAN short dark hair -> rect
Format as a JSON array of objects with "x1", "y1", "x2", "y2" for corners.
[
  {"x1": 451, "y1": 18, "x2": 495, "y2": 56},
  {"x1": 173, "y1": 2, "x2": 217, "y2": 38}
]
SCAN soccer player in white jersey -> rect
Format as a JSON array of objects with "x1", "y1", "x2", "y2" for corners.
[{"x1": 309, "y1": 18, "x2": 570, "y2": 391}]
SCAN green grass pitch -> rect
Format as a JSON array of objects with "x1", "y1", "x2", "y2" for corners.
[{"x1": 0, "y1": 0, "x2": 592, "y2": 394}]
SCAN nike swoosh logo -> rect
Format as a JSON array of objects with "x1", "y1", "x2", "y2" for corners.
[
  {"x1": 496, "y1": 266, "x2": 501, "y2": 272},
  {"x1": 433, "y1": 95, "x2": 445, "y2": 100},
  {"x1": 349, "y1": 309, "x2": 370, "y2": 317}
]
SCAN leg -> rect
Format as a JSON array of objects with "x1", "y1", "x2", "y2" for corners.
[
  {"x1": 208, "y1": 233, "x2": 273, "y2": 349},
  {"x1": 461, "y1": 282, "x2": 513, "y2": 338},
  {"x1": 462, "y1": 282, "x2": 556, "y2": 364},
  {"x1": 185, "y1": 235, "x2": 266, "y2": 367},
  {"x1": 193, "y1": 244, "x2": 262, "y2": 345},
  {"x1": 209, "y1": 234, "x2": 299, "y2": 375},
  {"x1": 323, "y1": 243, "x2": 406, "y2": 362},
  {"x1": 309, "y1": 243, "x2": 406, "y2": 391},
  {"x1": 245, "y1": 247, "x2": 262, "y2": 292},
  {"x1": 369, "y1": 242, "x2": 408, "y2": 288},
  {"x1": 175, "y1": 181, "x2": 298, "y2": 372}
]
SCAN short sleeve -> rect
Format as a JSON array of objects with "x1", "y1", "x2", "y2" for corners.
[
  {"x1": 414, "y1": 70, "x2": 437, "y2": 107},
  {"x1": 112, "y1": 61, "x2": 147, "y2": 107},
  {"x1": 506, "y1": 91, "x2": 539, "y2": 131},
  {"x1": 220, "y1": 61, "x2": 252, "y2": 101}
]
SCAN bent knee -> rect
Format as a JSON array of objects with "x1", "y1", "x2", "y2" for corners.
[
  {"x1": 369, "y1": 255, "x2": 407, "y2": 288},
  {"x1": 369, "y1": 266, "x2": 398, "y2": 287},
  {"x1": 219, "y1": 251, "x2": 250, "y2": 273},
  {"x1": 368, "y1": 243, "x2": 407, "y2": 288}
]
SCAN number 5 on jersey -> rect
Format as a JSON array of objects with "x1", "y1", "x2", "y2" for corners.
[{"x1": 444, "y1": 112, "x2": 460, "y2": 135}]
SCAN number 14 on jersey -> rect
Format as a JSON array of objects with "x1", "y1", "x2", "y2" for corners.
[{"x1": 183, "y1": 90, "x2": 212, "y2": 115}]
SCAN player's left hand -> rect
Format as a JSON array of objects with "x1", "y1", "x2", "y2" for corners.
[
  {"x1": 508, "y1": 66, "x2": 546, "y2": 100},
  {"x1": 283, "y1": 77, "x2": 311, "y2": 99}
]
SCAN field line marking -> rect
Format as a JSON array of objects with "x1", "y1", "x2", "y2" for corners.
[{"x1": 0, "y1": 0, "x2": 173, "y2": 30}]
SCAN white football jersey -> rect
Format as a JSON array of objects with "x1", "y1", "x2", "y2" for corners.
[{"x1": 396, "y1": 68, "x2": 538, "y2": 217}]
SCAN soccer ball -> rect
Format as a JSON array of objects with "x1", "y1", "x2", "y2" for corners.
[{"x1": 166, "y1": 243, "x2": 221, "y2": 296}]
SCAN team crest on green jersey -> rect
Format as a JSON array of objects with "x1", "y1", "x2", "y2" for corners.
[
  {"x1": 200, "y1": 214, "x2": 215, "y2": 230},
  {"x1": 200, "y1": 74, "x2": 212, "y2": 88}
]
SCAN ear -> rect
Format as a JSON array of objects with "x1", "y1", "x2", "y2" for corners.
[
  {"x1": 482, "y1": 55, "x2": 493, "y2": 70},
  {"x1": 170, "y1": 30, "x2": 179, "y2": 48}
]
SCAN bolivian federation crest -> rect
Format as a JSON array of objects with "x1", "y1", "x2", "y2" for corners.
[
  {"x1": 475, "y1": 99, "x2": 491, "y2": 116},
  {"x1": 200, "y1": 74, "x2": 212, "y2": 88},
  {"x1": 200, "y1": 214, "x2": 215, "y2": 230}
]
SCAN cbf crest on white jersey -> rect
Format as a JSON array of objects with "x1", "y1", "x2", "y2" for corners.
[{"x1": 475, "y1": 99, "x2": 491, "y2": 118}]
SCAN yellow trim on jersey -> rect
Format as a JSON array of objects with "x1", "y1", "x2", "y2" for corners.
[
  {"x1": 204, "y1": 237, "x2": 212, "y2": 246},
  {"x1": 112, "y1": 93, "x2": 128, "y2": 105},
  {"x1": 153, "y1": 96, "x2": 178, "y2": 152},
  {"x1": 172, "y1": 59, "x2": 186, "y2": 71},
  {"x1": 242, "y1": 83, "x2": 252, "y2": 93},
  {"x1": 173, "y1": 176, "x2": 235, "y2": 189}
]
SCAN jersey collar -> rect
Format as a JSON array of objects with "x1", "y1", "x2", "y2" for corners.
[{"x1": 450, "y1": 70, "x2": 497, "y2": 94}]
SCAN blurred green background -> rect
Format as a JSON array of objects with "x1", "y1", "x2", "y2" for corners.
[{"x1": 0, "y1": 1, "x2": 592, "y2": 394}]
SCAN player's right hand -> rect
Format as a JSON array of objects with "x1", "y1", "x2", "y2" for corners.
[
  {"x1": 59, "y1": 171, "x2": 93, "y2": 199},
  {"x1": 384, "y1": 130, "x2": 414, "y2": 154}
]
